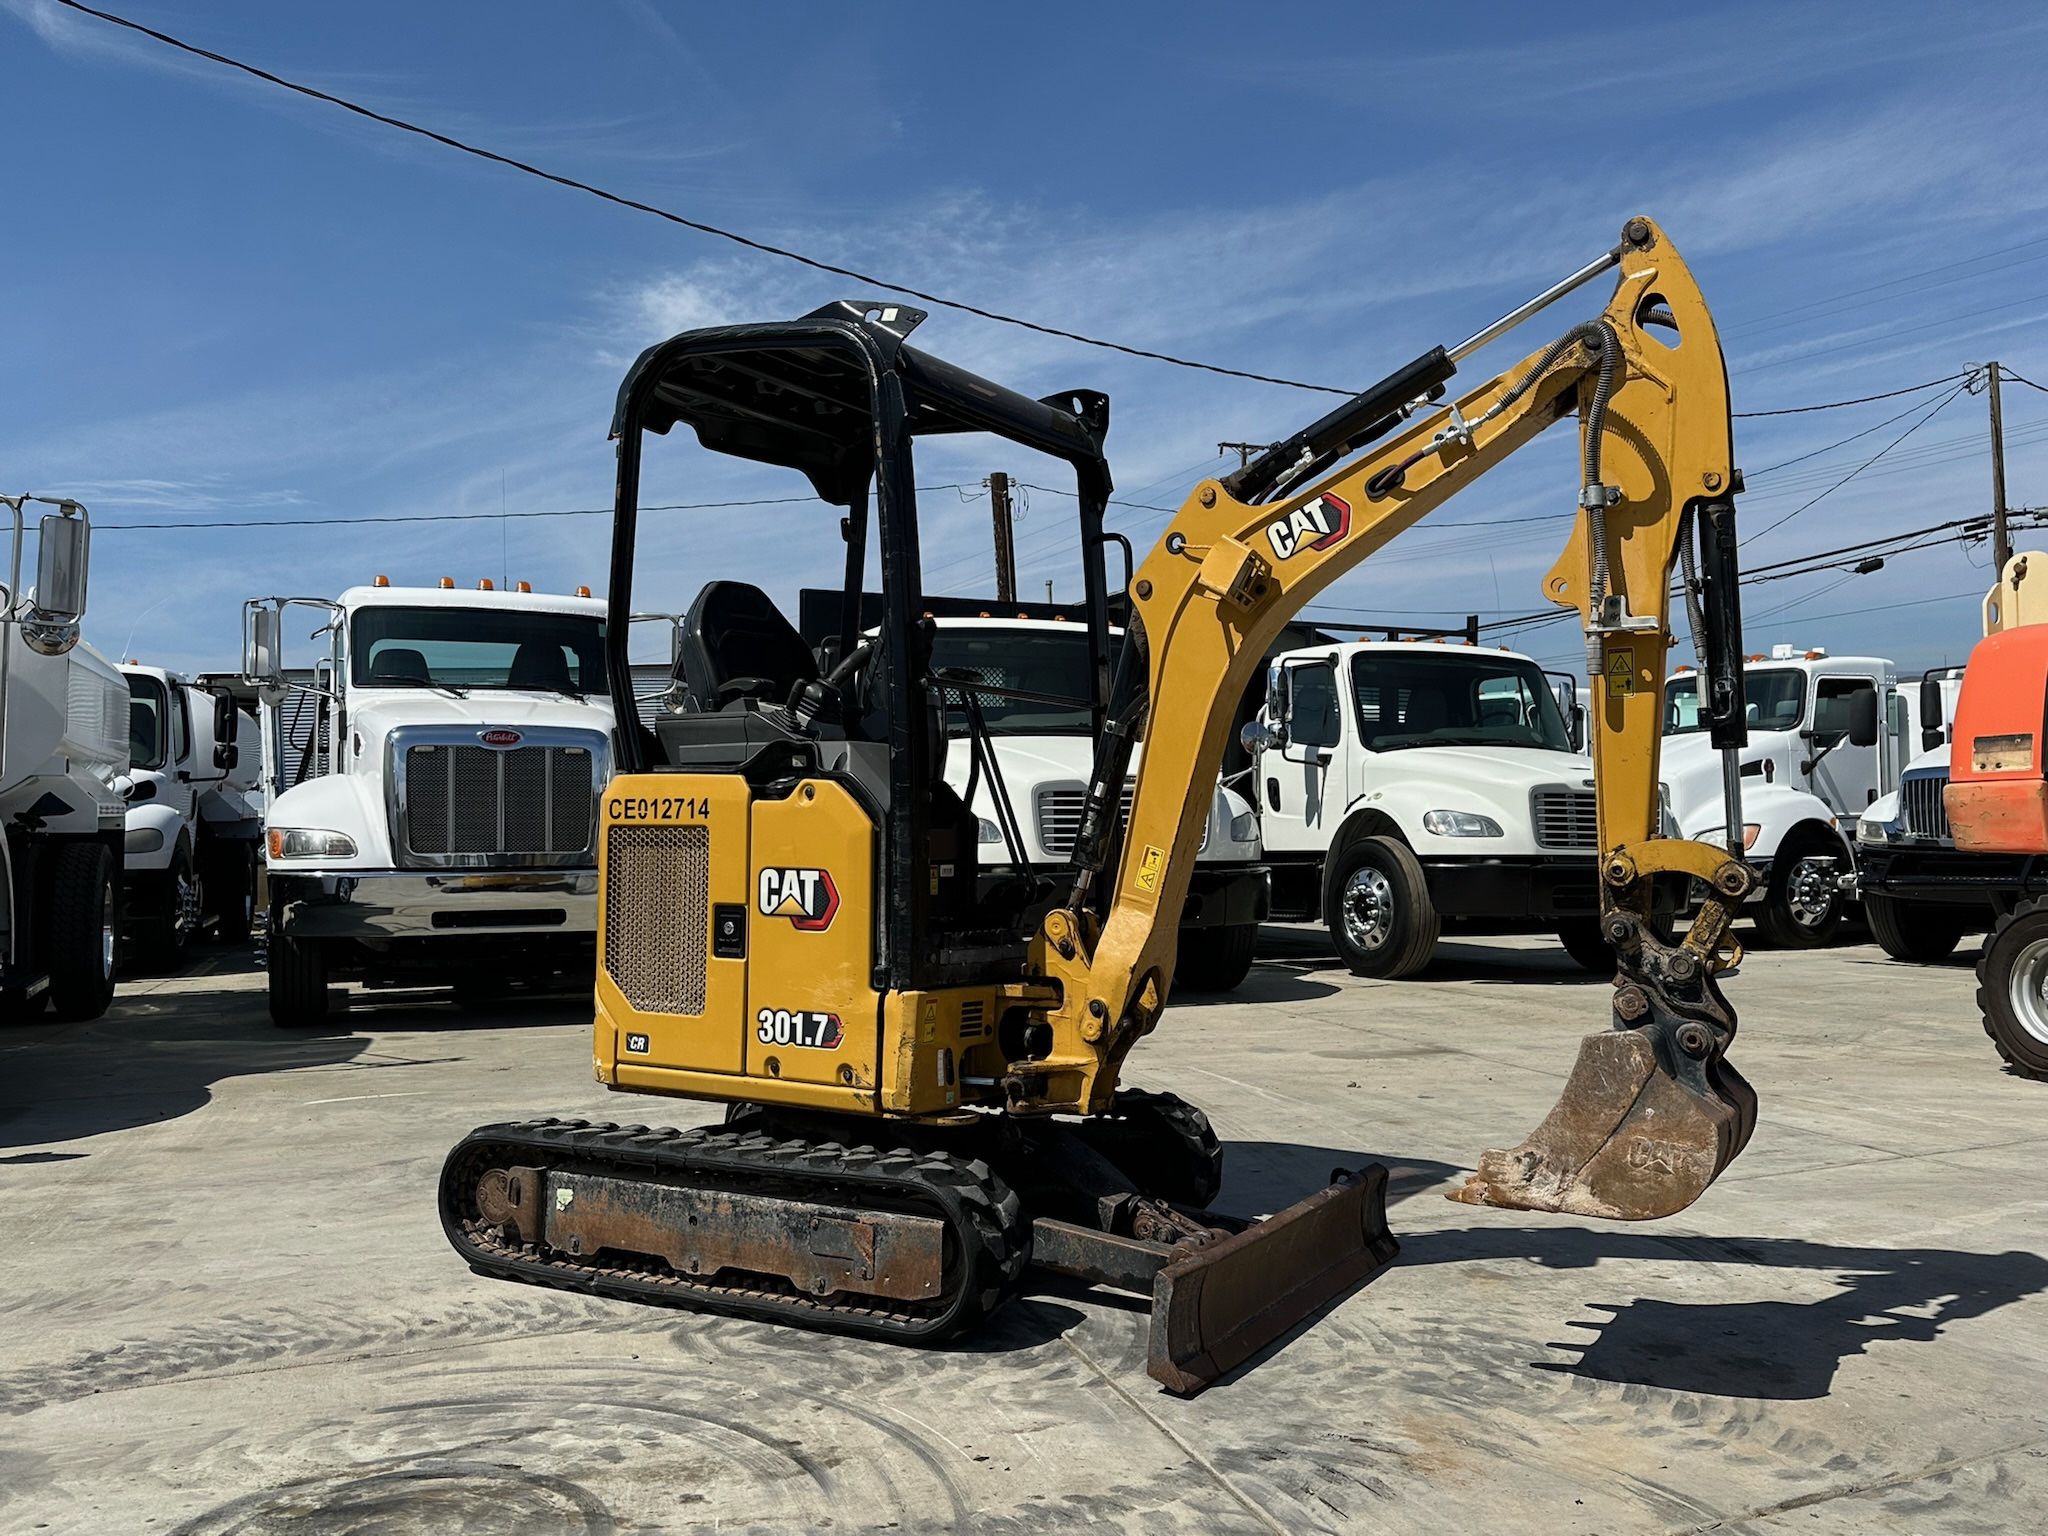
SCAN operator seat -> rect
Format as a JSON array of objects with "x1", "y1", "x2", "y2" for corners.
[
  {"x1": 369, "y1": 647, "x2": 432, "y2": 685},
  {"x1": 678, "y1": 581, "x2": 820, "y2": 712}
]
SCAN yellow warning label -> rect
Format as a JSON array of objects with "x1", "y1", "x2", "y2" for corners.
[
  {"x1": 1605, "y1": 648, "x2": 1637, "y2": 701},
  {"x1": 1134, "y1": 843, "x2": 1166, "y2": 895},
  {"x1": 921, "y1": 1001, "x2": 939, "y2": 1043}
]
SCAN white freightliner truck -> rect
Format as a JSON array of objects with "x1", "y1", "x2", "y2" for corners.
[
  {"x1": 118, "y1": 663, "x2": 262, "y2": 967},
  {"x1": 0, "y1": 496, "x2": 128, "y2": 1021},
  {"x1": 925, "y1": 617, "x2": 1268, "y2": 992},
  {"x1": 1661, "y1": 644, "x2": 1900, "y2": 946},
  {"x1": 1242, "y1": 637, "x2": 1639, "y2": 977},
  {"x1": 245, "y1": 578, "x2": 614, "y2": 1026}
]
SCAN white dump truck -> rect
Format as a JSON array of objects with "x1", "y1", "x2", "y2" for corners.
[
  {"x1": 926, "y1": 617, "x2": 1268, "y2": 991},
  {"x1": 0, "y1": 496, "x2": 128, "y2": 1021},
  {"x1": 1242, "y1": 637, "x2": 1639, "y2": 977},
  {"x1": 118, "y1": 663, "x2": 262, "y2": 967},
  {"x1": 245, "y1": 577, "x2": 614, "y2": 1026},
  {"x1": 1662, "y1": 644, "x2": 1900, "y2": 946}
]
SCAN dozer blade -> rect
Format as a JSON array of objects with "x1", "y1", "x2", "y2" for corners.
[
  {"x1": 1148, "y1": 1164, "x2": 1397, "y2": 1395},
  {"x1": 1448, "y1": 1027, "x2": 1757, "y2": 1221}
]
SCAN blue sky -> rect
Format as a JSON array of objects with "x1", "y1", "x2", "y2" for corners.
[{"x1": 5, "y1": 0, "x2": 2048, "y2": 675}]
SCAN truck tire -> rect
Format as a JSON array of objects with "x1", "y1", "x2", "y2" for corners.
[
  {"x1": 1173, "y1": 922, "x2": 1258, "y2": 992},
  {"x1": 1977, "y1": 897, "x2": 2048, "y2": 1080},
  {"x1": 1864, "y1": 890, "x2": 1968, "y2": 963},
  {"x1": 207, "y1": 842, "x2": 256, "y2": 945},
  {"x1": 1327, "y1": 835, "x2": 1438, "y2": 979},
  {"x1": 268, "y1": 928, "x2": 331, "y2": 1028},
  {"x1": 1751, "y1": 829, "x2": 1846, "y2": 949},
  {"x1": 47, "y1": 842, "x2": 118, "y2": 1022},
  {"x1": 1555, "y1": 917, "x2": 1615, "y2": 973},
  {"x1": 139, "y1": 841, "x2": 201, "y2": 970}
]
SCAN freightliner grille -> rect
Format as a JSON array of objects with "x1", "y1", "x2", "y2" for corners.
[
  {"x1": 1901, "y1": 772, "x2": 1952, "y2": 841},
  {"x1": 1532, "y1": 786, "x2": 1599, "y2": 850},
  {"x1": 603, "y1": 824, "x2": 709, "y2": 1016},
  {"x1": 1034, "y1": 781, "x2": 1207, "y2": 860},
  {"x1": 404, "y1": 744, "x2": 595, "y2": 857}
]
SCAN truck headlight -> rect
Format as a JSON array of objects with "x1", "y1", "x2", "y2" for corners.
[
  {"x1": 1742, "y1": 823, "x2": 1761, "y2": 850},
  {"x1": 1856, "y1": 817, "x2": 1891, "y2": 847},
  {"x1": 1422, "y1": 809, "x2": 1504, "y2": 838},
  {"x1": 124, "y1": 827, "x2": 165, "y2": 854},
  {"x1": 976, "y1": 818, "x2": 1003, "y2": 845},
  {"x1": 1229, "y1": 809, "x2": 1257, "y2": 843},
  {"x1": 268, "y1": 828, "x2": 358, "y2": 860}
]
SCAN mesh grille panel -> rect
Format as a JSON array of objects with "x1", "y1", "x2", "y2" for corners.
[
  {"x1": 604, "y1": 824, "x2": 710, "y2": 1016},
  {"x1": 553, "y1": 748, "x2": 594, "y2": 850},
  {"x1": 502, "y1": 749, "x2": 549, "y2": 851},
  {"x1": 1532, "y1": 787, "x2": 1599, "y2": 850},
  {"x1": 402, "y1": 744, "x2": 597, "y2": 859}
]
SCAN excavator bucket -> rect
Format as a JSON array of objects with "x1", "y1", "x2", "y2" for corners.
[
  {"x1": 1147, "y1": 1165, "x2": 1398, "y2": 1394},
  {"x1": 1448, "y1": 1028, "x2": 1757, "y2": 1221}
]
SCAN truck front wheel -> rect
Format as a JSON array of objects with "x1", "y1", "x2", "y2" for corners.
[
  {"x1": 268, "y1": 927, "x2": 331, "y2": 1028},
  {"x1": 1327, "y1": 836, "x2": 1439, "y2": 979},
  {"x1": 1752, "y1": 831, "x2": 1846, "y2": 948},
  {"x1": 1864, "y1": 891, "x2": 1969, "y2": 963},
  {"x1": 1555, "y1": 917, "x2": 1615, "y2": 974},
  {"x1": 1978, "y1": 897, "x2": 2048, "y2": 1080},
  {"x1": 1173, "y1": 922, "x2": 1259, "y2": 992},
  {"x1": 139, "y1": 842, "x2": 202, "y2": 970},
  {"x1": 47, "y1": 842, "x2": 118, "y2": 1022}
]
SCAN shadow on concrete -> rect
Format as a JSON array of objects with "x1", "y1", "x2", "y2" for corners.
[
  {"x1": 0, "y1": 993, "x2": 373, "y2": 1150},
  {"x1": 1172, "y1": 965, "x2": 1343, "y2": 1007},
  {"x1": 1399, "y1": 1226, "x2": 2048, "y2": 1401},
  {"x1": 1221, "y1": 1140, "x2": 1461, "y2": 1216}
]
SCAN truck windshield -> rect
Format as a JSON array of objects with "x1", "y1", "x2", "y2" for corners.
[
  {"x1": 1665, "y1": 667, "x2": 1804, "y2": 735},
  {"x1": 1349, "y1": 651, "x2": 1572, "y2": 752},
  {"x1": 128, "y1": 673, "x2": 168, "y2": 770},
  {"x1": 930, "y1": 627, "x2": 1094, "y2": 736},
  {"x1": 351, "y1": 607, "x2": 607, "y2": 693}
]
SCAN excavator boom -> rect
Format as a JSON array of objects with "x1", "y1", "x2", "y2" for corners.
[{"x1": 1034, "y1": 216, "x2": 1757, "y2": 1218}]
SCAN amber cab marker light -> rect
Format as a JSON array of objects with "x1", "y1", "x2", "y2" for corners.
[
  {"x1": 438, "y1": 576, "x2": 455, "y2": 589},
  {"x1": 373, "y1": 574, "x2": 390, "y2": 587}
]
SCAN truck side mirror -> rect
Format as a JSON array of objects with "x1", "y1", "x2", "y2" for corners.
[
  {"x1": 213, "y1": 741, "x2": 240, "y2": 772},
  {"x1": 213, "y1": 691, "x2": 239, "y2": 744},
  {"x1": 1918, "y1": 673, "x2": 1943, "y2": 729},
  {"x1": 1240, "y1": 719, "x2": 1281, "y2": 755},
  {"x1": 1570, "y1": 704, "x2": 1588, "y2": 753},
  {"x1": 247, "y1": 608, "x2": 282, "y2": 684},
  {"x1": 1848, "y1": 688, "x2": 1880, "y2": 748},
  {"x1": 34, "y1": 509, "x2": 89, "y2": 622}
]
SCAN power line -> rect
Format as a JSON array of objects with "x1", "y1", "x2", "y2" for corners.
[
  {"x1": 2002, "y1": 366, "x2": 2048, "y2": 395},
  {"x1": 1731, "y1": 371, "x2": 1972, "y2": 418},
  {"x1": 96, "y1": 486, "x2": 976, "y2": 531},
  {"x1": 49, "y1": 0, "x2": 1355, "y2": 397},
  {"x1": 1745, "y1": 392, "x2": 1965, "y2": 479},
  {"x1": 1743, "y1": 381, "x2": 1973, "y2": 542}
]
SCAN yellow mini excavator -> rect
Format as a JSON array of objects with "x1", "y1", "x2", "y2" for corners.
[{"x1": 442, "y1": 216, "x2": 1759, "y2": 1393}]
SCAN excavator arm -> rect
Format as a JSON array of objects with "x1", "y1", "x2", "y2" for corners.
[{"x1": 1028, "y1": 216, "x2": 1758, "y2": 1221}]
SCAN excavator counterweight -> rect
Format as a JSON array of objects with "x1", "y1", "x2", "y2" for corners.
[{"x1": 442, "y1": 219, "x2": 1758, "y2": 1392}]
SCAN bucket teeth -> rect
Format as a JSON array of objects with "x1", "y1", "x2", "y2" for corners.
[
  {"x1": 1448, "y1": 1028, "x2": 1756, "y2": 1221},
  {"x1": 1147, "y1": 1164, "x2": 1397, "y2": 1395}
]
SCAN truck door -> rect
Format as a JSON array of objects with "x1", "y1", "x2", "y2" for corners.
[
  {"x1": 1810, "y1": 674, "x2": 1881, "y2": 812},
  {"x1": 167, "y1": 685, "x2": 198, "y2": 828},
  {"x1": 1257, "y1": 657, "x2": 1345, "y2": 853}
]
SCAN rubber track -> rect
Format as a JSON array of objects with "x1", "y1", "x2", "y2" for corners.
[{"x1": 439, "y1": 1118, "x2": 1030, "y2": 1344}]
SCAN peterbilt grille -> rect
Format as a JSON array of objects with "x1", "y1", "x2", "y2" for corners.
[
  {"x1": 1532, "y1": 786, "x2": 1599, "y2": 850},
  {"x1": 604, "y1": 824, "x2": 709, "y2": 1016},
  {"x1": 404, "y1": 744, "x2": 596, "y2": 857},
  {"x1": 1901, "y1": 772, "x2": 1952, "y2": 841}
]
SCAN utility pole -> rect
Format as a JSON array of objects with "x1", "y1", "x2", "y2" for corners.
[
  {"x1": 988, "y1": 471, "x2": 1017, "y2": 603},
  {"x1": 1218, "y1": 440, "x2": 1281, "y2": 470},
  {"x1": 1989, "y1": 362, "x2": 2012, "y2": 574}
]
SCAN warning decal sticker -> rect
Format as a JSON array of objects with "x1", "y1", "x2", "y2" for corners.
[
  {"x1": 1134, "y1": 843, "x2": 1166, "y2": 895},
  {"x1": 1605, "y1": 648, "x2": 1636, "y2": 701}
]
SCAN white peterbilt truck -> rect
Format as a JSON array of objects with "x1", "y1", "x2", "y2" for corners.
[
  {"x1": 1662, "y1": 644, "x2": 1900, "y2": 946},
  {"x1": 1242, "y1": 637, "x2": 1641, "y2": 977},
  {"x1": 118, "y1": 663, "x2": 262, "y2": 968},
  {"x1": 0, "y1": 496, "x2": 128, "y2": 1021},
  {"x1": 246, "y1": 578, "x2": 615, "y2": 1026}
]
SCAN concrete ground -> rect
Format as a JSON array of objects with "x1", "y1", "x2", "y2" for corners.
[{"x1": 3, "y1": 927, "x2": 2045, "y2": 1535}]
